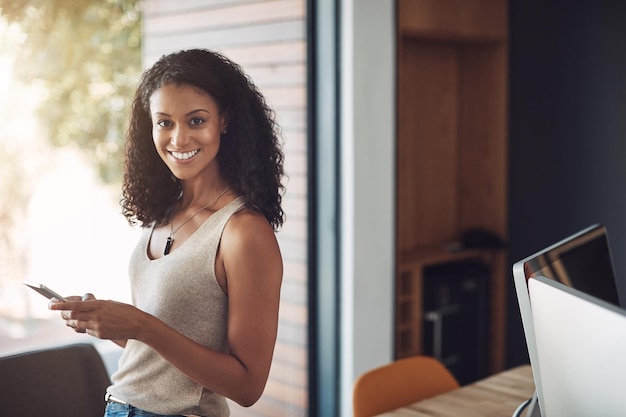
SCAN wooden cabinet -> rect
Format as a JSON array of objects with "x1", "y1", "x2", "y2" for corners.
[{"x1": 395, "y1": 0, "x2": 508, "y2": 373}]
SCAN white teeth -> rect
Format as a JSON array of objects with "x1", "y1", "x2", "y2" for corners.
[{"x1": 171, "y1": 149, "x2": 200, "y2": 160}]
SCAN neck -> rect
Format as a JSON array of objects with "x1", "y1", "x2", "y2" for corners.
[{"x1": 178, "y1": 180, "x2": 230, "y2": 209}]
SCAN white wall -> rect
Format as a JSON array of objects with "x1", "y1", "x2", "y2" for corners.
[{"x1": 340, "y1": 1, "x2": 396, "y2": 416}]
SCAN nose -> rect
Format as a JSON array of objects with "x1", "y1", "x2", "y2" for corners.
[{"x1": 170, "y1": 125, "x2": 189, "y2": 148}]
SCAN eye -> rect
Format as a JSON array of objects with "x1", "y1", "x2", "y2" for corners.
[
  {"x1": 189, "y1": 117, "x2": 205, "y2": 127},
  {"x1": 156, "y1": 119, "x2": 172, "y2": 128}
]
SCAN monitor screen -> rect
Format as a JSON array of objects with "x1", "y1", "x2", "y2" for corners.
[{"x1": 520, "y1": 224, "x2": 619, "y2": 306}]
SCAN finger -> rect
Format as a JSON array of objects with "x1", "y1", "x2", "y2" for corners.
[
  {"x1": 74, "y1": 325, "x2": 87, "y2": 334},
  {"x1": 82, "y1": 293, "x2": 96, "y2": 301},
  {"x1": 65, "y1": 320, "x2": 87, "y2": 333},
  {"x1": 50, "y1": 300, "x2": 97, "y2": 311},
  {"x1": 49, "y1": 301, "x2": 74, "y2": 311},
  {"x1": 68, "y1": 310, "x2": 93, "y2": 321},
  {"x1": 48, "y1": 295, "x2": 83, "y2": 309},
  {"x1": 75, "y1": 319, "x2": 89, "y2": 331}
]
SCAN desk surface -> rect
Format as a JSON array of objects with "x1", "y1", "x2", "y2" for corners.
[{"x1": 375, "y1": 365, "x2": 535, "y2": 417}]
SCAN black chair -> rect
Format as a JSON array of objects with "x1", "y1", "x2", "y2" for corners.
[{"x1": 0, "y1": 343, "x2": 111, "y2": 417}]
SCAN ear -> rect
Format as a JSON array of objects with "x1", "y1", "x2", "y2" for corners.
[{"x1": 220, "y1": 116, "x2": 228, "y2": 135}]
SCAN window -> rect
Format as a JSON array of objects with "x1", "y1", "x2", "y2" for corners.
[{"x1": 0, "y1": 2, "x2": 141, "y2": 367}]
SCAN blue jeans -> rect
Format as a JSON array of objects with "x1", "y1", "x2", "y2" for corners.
[{"x1": 105, "y1": 401, "x2": 185, "y2": 417}]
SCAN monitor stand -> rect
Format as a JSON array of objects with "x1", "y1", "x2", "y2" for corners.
[
  {"x1": 526, "y1": 392, "x2": 541, "y2": 417},
  {"x1": 514, "y1": 392, "x2": 541, "y2": 417}
]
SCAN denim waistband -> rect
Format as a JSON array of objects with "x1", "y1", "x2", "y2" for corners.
[{"x1": 105, "y1": 400, "x2": 186, "y2": 417}]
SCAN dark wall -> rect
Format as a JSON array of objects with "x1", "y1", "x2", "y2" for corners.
[{"x1": 507, "y1": 1, "x2": 626, "y2": 366}]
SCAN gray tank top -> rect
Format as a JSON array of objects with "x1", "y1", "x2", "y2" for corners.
[{"x1": 107, "y1": 197, "x2": 245, "y2": 416}]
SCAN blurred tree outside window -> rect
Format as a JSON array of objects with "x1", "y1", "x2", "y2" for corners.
[{"x1": 0, "y1": 0, "x2": 142, "y2": 356}]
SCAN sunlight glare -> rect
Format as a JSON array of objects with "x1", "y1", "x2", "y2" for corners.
[{"x1": 0, "y1": 56, "x2": 13, "y2": 96}]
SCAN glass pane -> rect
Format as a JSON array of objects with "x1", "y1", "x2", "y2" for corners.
[{"x1": 0, "y1": 7, "x2": 139, "y2": 363}]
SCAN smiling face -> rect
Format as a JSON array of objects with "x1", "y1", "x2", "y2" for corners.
[{"x1": 149, "y1": 83, "x2": 227, "y2": 183}]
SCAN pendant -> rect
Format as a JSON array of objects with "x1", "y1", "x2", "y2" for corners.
[{"x1": 164, "y1": 236, "x2": 173, "y2": 256}]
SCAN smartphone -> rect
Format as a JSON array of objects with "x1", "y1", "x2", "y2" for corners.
[{"x1": 23, "y1": 280, "x2": 68, "y2": 302}]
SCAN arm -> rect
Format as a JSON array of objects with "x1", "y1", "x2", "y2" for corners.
[{"x1": 51, "y1": 211, "x2": 282, "y2": 407}]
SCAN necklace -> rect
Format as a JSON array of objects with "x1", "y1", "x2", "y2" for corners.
[{"x1": 163, "y1": 187, "x2": 230, "y2": 255}]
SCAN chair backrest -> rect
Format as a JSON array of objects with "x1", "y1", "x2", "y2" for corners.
[
  {"x1": 353, "y1": 355, "x2": 460, "y2": 417},
  {"x1": 0, "y1": 343, "x2": 112, "y2": 417}
]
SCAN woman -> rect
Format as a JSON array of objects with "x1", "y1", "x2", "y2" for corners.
[{"x1": 50, "y1": 49, "x2": 284, "y2": 417}]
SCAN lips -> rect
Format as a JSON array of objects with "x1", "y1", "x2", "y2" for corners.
[{"x1": 170, "y1": 149, "x2": 200, "y2": 160}]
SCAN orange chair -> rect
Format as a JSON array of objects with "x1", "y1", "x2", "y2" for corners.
[{"x1": 353, "y1": 355, "x2": 460, "y2": 417}]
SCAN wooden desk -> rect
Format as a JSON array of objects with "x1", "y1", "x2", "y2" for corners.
[{"x1": 374, "y1": 365, "x2": 535, "y2": 417}]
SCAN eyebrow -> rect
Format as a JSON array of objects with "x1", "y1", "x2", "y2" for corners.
[{"x1": 154, "y1": 109, "x2": 211, "y2": 117}]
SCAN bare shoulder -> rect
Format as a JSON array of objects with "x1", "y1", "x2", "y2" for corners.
[
  {"x1": 221, "y1": 208, "x2": 279, "y2": 252},
  {"x1": 220, "y1": 208, "x2": 283, "y2": 292}
]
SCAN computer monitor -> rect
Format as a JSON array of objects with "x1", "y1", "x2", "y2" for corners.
[
  {"x1": 529, "y1": 276, "x2": 626, "y2": 417},
  {"x1": 511, "y1": 224, "x2": 621, "y2": 417}
]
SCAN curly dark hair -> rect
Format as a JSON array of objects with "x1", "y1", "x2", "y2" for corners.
[{"x1": 121, "y1": 49, "x2": 285, "y2": 230}]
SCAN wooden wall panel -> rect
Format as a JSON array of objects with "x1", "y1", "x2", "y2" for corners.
[
  {"x1": 245, "y1": 63, "x2": 306, "y2": 86},
  {"x1": 142, "y1": 1, "x2": 309, "y2": 416},
  {"x1": 398, "y1": 0, "x2": 507, "y2": 41},
  {"x1": 397, "y1": 40, "x2": 460, "y2": 250},
  {"x1": 214, "y1": 42, "x2": 307, "y2": 67},
  {"x1": 144, "y1": 21, "x2": 305, "y2": 55},
  {"x1": 457, "y1": 45, "x2": 508, "y2": 236},
  {"x1": 144, "y1": 0, "x2": 304, "y2": 35}
]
